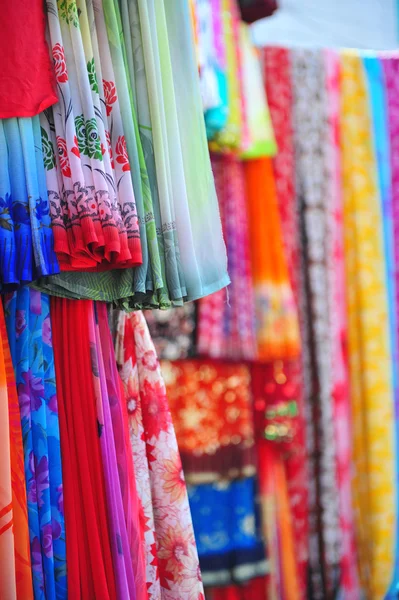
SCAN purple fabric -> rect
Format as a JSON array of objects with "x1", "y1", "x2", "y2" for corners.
[{"x1": 238, "y1": 0, "x2": 278, "y2": 23}]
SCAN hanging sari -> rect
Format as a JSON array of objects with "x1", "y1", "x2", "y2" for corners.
[
  {"x1": 115, "y1": 310, "x2": 205, "y2": 600},
  {"x1": 340, "y1": 51, "x2": 396, "y2": 600}
]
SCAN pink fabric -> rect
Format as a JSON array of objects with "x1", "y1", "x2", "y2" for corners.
[
  {"x1": 324, "y1": 49, "x2": 360, "y2": 600},
  {"x1": 263, "y1": 46, "x2": 308, "y2": 600}
]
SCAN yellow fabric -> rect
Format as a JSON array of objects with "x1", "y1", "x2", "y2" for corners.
[{"x1": 341, "y1": 51, "x2": 395, "y2": 600}]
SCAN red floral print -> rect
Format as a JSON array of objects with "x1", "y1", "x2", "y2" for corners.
[
  {"x1": 71, "y1": 135, "x2": 80, "y2": 158},
  {"x1": 56, "y1": 136, "x2": 71, "y2": 178},
  {"x1": 105, "y1": 131, "x2": 114, "y2": 169},
  {"x1": 52, "y1": 43, "x2": 68, "y2": 83},
  {"x1": 103, "y1": 79, "x2": 117, "y2": 116},
  {"x1": 116, "y1": 136, "x2": 130, "y2": 172}
]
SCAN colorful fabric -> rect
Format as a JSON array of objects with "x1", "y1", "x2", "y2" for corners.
[
  {"x1": 292, "y1": 47, "x2": 341, "y2": 599},
  {"x1": 51, "y1": 297, "x2": 116, "y2": 599},
  {"x1": 187, "y1": 478, "x2": 268, "y2": 587},
  {"x1": 325, "y1": 48, "x2": 360, "y2": 599},
  {"x1": 115, "y1": 310, "x2": 205, "y2": 600},
  {"x1": 244, "y1": 157, "x2": 300, "y2": 362},
  {"x1": 5, "y1": 289, "x2": 66, "y2": 599},
  {"x1": 238, "y1": 0, "x2": 278, "y2": 23},
  {"x1": 240, "y1": 24, "x2": 277, "y2": 160},
  {"x1": 162, "y1": 359, "x2": 255, "y2": 483},
  {"x1": 341, "y1": 51, "x2": 396, "y2": 600},
  {"x1": 43, "y1": 0, "x2": 142, "y2": 271},
  {"x1": 263, "y1": 46, "x2": 309, "y2": 600},
  {"x1": 0, "y1": 116, "x2": 59, "y2": 289},
  {"x1": 197, "y1": 154, "x2": 256, "y2": 361},
  {"x1": 0, "y1": 0, "x2": 57, "y2": 118},
  {"x1": 0, "y1": 302, "x2": 33, "y2": 600}
]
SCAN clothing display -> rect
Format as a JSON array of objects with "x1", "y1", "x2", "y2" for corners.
[{"x1": 2, "y1": 3, "x2": 399, "y2": 600}]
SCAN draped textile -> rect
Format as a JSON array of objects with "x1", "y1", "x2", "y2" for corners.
[
  {"x1": 144, "y1": 304, "x2": 197, "y2": 361},
  {"x1": 197, "y1": 154, "x2": 256, "y2": 361},
  {"x1": 0, "y1": 0, "x2": 57, "y2": 118},
  {"x1": 340, "y1": 51, "x2": 396, "y2": 600},
  {"x1": 51, "y1": 297, "x2": 117, "y2": 600},
  {"x1": 162, "y1": 359, "x2": 255, "y2": 483},
  {"x1": 5, "y1": 289, "x2": 67, "y2": 599},
  {"x1": 292, "y1": 48, "x2": 341, "y2": 600},
  {"x1": 244, "y1": 157, "x2": 300, "y2": 362},
  {"x1": 115, "y1": 310, "x2": 205, "y2": 600},
  {"x1": 263, "y1": 46, "x2": 309, "y2": 600},
  {"x1": 0, "y1": 302, "x2": 32, "y2": 600}
]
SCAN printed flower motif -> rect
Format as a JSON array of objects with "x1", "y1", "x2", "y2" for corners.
[
  {"x1": 31, "y1": 537, "x2": 42, "y2": 573},
  {"x1": 157, "y1": 525, "x2": 190, "y2": 579},
  {"x1": 15, "y1": 309, "x2": 26, "y2": 339},
  {"x1": 57, "y1": 136, "x2": 72, "y2": 178},
  {"x1": 178, "y1": 546, "x2": 204, "y2": 600},
  {"x1": 116, "y1": 135, "x2": 130, "y2": 172},
  {"x1": 52, "y1": 43, "x2": 68, "y2": 83},
  {"x1": 74, "y1": 115, "x2": 102, "y2": 160},
  {"x1": 141, "y1": 350, "x2": 158, "y2": 371},
  {"x1": 103, "y1": 80, "x2": 117, "y2": 116},
  {"x1": 57, "y1": 0, "x2": 80, "y2": 27},
  {"x1": 41, "y1": 127, "x2": 56, "y2": 170},
  {"x1": 141, "y1": 379, "x2": 172, "y2": 440},
  {"x1": 42, "y1": 315, "x2": 52, "y2": 347},
  {"x1": 28, "y1": 453, "x2": 49, "y2": 508},
  {"x1": 35, "y1": 198, "x2": 50, "y2": 220},
  {"x1": 42, "y1": 519, "x2": 61, "y2": 558},
  {"x1": 13, "y1": 202, "x2": 30, "y2": 225},
  {"x1": 30, "y1": 290, "x2": 42, "y2": 316},
  {"x1": 162, "y1": 456, "x2": 186, "y2": 504},
  {"x1": 17, "y1": 369, "x2": 45, "y2": 412},
  {"x1": 105, "y1": 130, "x2": 114, "y2": 169},
  {"x1": 71, "y1": 135, "x2": 80, "y2": 158},
  {"x1": 87, "y1": 57, "x2": 99, "y2": 94}
]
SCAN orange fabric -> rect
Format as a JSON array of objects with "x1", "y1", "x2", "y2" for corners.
[
  {"x1": 244, "y1": 158, "x2": 300, "y2": 361},
  {"x1": 0, "y1": 303, "x2": 33, "y2": 600}
]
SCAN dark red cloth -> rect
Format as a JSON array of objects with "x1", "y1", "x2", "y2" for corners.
[
  {"x1": 238, "y1": 0, "x2": 278, "y2": 24},
  {"x1": 0, "y1": 0, "x2": 58, "y2": 118},
  {"x1": 51, "y1": 298, "x2": 117, "y2": 600}
]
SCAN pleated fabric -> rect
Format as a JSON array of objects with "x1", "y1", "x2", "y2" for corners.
[
  {"x1": 115, "y1": 310, "x2": 205, "y2": 599},
  {"x1": 341, "y1": 52, "x2": 396, "y2": 600},
  {"x1": 51, "y1": 297, "x2": 117, "y2": 600},
  {"x1": 5, "y1": 289, "x2": 67, "y2": 599}
]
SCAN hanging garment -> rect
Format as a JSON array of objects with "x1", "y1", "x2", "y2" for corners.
[
  {"x1": 115, "y1": 310, "x2": 205, "y2": 600},
  {"x1": 5, "y1": 289, "x2": 67, "y2": 599},
  {"x1": 292, "y1": 48, "x2": 341, "y2": 600},
  {"x1": 263, "y1": 46, "x2": 309, "y2": 600},
  {"x1": 0, "y1": 116, "x2": 59, "y2": 289},
  {"x1": 209, "y1": 0, "x2": 244, "y2": 152},
  {"x1": 251, "y1": 361, "x2": 302, "y2": 600},
  {"x1": 340, "y1": 51, "x2": 396, "y2": 600},
  {"x1": 51, "y1": 297, "x2": 117, "y2": 600},
  {"x1": 244, "y1": 157, "x2": 300, "y2": 362},
  {"x1": 240, "y1": 24, "x2": 277, "y2": 160},
  {"x1": 194, "y1": 0, "x2": 222, "y2": 113},
  {"x1": 162, "y1": 359, "x2": 255, "y2": 483},
  {"x1": 187, "y1": 477, "x2": 268, "y2": 588},
  {"x1": 324, "y1": 48, "x2": 360, "y2": 600},
  {"x1": 197, "y1": 154, "x2": 256, "y2": 361},
  {"x1": 0, "y1": 299, "x2": 33, "y2": 600},
  {"x1": 43, "y1": 0, "x2": 142, "y2": 271},
  {"x1": 0, "y1": 301, "x2": 33, "y2": 600},
  {"x1": 0, "y1": 0, "x2": 57, "y2": 118}
]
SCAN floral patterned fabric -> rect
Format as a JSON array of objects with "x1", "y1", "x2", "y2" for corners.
[
  {"x1": 42, "y1": 0, "x2": 142, "y2": 271},
  {"x1": 162, "y1": 359, "x2": 255, "y2": 484},
  {"x1": 144, "y1": 304, "x2": 197, "y2": 361},
  {"x1": 0, "y1": 299, "x2": 33, "y2": 600},
  {"x1": 115, "y1": 310, "x2": 205, "y2": 600},
  {"x1": 0, "y1": 116, "x2": 59, "y2": 290},
  {"x1": 5, "y1": 289, "x2": 66, "y2": 599}
]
